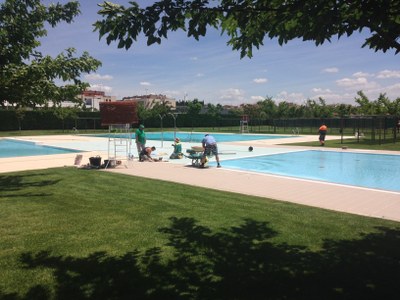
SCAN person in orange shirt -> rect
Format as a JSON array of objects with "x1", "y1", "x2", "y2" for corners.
[{"x1": 318, "y1": 124, "x2": 328, "y2": 146}]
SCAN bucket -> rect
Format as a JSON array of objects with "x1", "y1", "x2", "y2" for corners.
[
  {"x1": 104, "y1": 159, "x2": 116, "y2": 168},
  {"x1": 89, "y1": 156, "x2": 101, "y2": 167}
]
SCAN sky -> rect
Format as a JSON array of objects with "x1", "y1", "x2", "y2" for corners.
[{"x1": 38, "y1": 0, "x2": 400, "y2": 106}]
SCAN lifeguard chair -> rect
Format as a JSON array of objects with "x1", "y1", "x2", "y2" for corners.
[
  {"x1": 240, "y1": 115, "x2": 249, "y2": 133},
  {"x1": 99, "y1": 101, "x2": 139, "y2": 168}
]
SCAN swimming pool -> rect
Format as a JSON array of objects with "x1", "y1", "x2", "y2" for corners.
[
  {"x1": 0, "y1": 139, "x2": 82, "y2": 158},
  {"x1": 211, "y1": 150, "x2": 400, "y2": 192},
  {"x1": 92, "y1": 132, "x2": 292, "y2": 143}
]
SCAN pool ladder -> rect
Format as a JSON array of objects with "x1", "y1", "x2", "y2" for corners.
[{"x1": 106, "y1": 124, "x2": 133, "y2": 168}]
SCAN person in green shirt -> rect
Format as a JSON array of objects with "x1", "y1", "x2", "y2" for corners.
[
  {"x1": 135, "y1": 124, "x2": 146, "y2": 155},
  {"x1": 170, "y1": 137, "x2": 183, "y2": 159}
]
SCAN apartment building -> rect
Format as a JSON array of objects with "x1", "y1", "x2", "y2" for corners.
[
  {"x1": 122, "y1": 94, "x2": 176, "y2": 110},
  {"x1": 79, "y1": 90, "x2": 116, "y2": 111}
]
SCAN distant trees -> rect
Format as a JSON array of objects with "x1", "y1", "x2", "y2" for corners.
[
  {"x1": 223, "y1": 92, "x2": 400, "y2": 120},
  {"x1": 187, "y1": 99, "x2": 203, "y2": 116},
  {"x1": 135, "y1": 92, "x2": 399, "y2": 127},
  {"x1": 95, "y1": 0, "x2": 400, "y2": 58},
  {"x1": 0, "y1": 0, "x2": 101, "y2": 108},
  {"x1": 355, "y1": 91, "x2": 400, "y2": 116}
]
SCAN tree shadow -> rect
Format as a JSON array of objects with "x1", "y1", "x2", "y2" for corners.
[
  {"x1": 1, "y1": 218, "x2": 399, "y2": 299},
  {"x1": 0, "y1": 173, "x2": 60, "y2": 198}
]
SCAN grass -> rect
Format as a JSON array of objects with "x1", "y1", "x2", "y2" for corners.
[
  {"x1": 283, "y1": 137, "x2": 400, "y2": 151},
  {"x1": 1, "y1": 167, "x2": 400, "y2": 299}
]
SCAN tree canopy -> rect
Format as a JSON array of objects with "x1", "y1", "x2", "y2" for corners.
[
  {"x1": 0, "y1": 0, "x2": 101, "y2": 107},
  {"x1": 95, "y1": 0, "x2": 400, "y2": 58},
  {"x1": 234, "y1": 92, "x2": 400, "y2": 120}
]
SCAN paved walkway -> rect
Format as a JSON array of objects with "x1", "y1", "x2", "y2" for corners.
[{"x1": 1, "y1": 134, "x2": 400, "y2": 222}]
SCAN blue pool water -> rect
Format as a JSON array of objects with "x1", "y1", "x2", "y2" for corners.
[
  {"x1": 0, "y1": 139, "x2": 82, "y2": 158},
  {"x1": 212, "y1": 150, "x2": 400, "y2": 192},
  {"x1": 92, "y1": 132, "x2": 292, "y2": 143}
]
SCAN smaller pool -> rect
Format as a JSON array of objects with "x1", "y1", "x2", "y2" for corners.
[
  {"x1": 0, "y1": 139, "x2": 82, "y2": 158},
  {"x1": 91, "y1": 132, "x2": 292, "y2": 143},
  {"x1": 212, "y1": 150, "x2": 400, "y2": 192}
]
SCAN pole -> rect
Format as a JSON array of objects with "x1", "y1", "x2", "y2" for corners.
[
  {"x1": 169, "y1": 113, "x2": 177, "y2": 139},
  {"x1": 159, "y1": 114, "x2": 165, "y2": 147}
]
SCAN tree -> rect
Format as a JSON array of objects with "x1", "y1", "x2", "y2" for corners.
[
  {"x1": 187, "y1": 99, "x2": 203, "y2": 116},
  {"x1": 52, "y1": 106, "x2": 79, "y2": 132},
  {"x1": 206, "y1": 103, "x2": 223, "y2": 129},
  {"x1": 186, "y1": 99, "x2": 203, "y2": 129},
  {"x1": 150, "y1": 100, "x2": 171, "y2": 117},
  {"x1": 240, "y1": 103, "x2": 259, "y2": 121},
  {"x1": 137, "y1": 102, "x2": 151, "y2": 123},
  {"x1": 15, "y1": 106, "x2": 26, "y2": 130},
  {"x1": 333, "y1": 103, "x2": 356, "y2": 117},
  {"x1": 391, "y1": 98, "x2": 400, "y2": 116},
  {"x1": 257, "y1": 97, "x2": 277, "y2": 119},
  {"x1": 318, "y1": 97, "x2": 333, "y2": 118},
  {"x1": 95, "y1": 0, "x2": 400, "y2": 58},
  {"x1": 0, "y1": 0, "x2": 101, "y2": 107},
  {"x1": 375, "y1": 93, "x2": 391, "y2": 115},
  {"x1": 355, "y1": 91, "x2": 374, "y2": 115}
]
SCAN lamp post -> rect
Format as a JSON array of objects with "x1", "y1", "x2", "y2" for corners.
[
  {"x1": 159, "y1": 114, "x2": 165, "y2": 147},
  {"x1": 169, "y1": 113, "x2": 178, "y2": 139}
]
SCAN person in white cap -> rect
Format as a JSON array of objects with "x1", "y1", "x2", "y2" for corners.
[{"x1": 170, "y1": 137, "x2": 183, "y2": 159}]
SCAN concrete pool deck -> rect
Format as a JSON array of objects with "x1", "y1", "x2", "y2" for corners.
[{"x1": 1, "y1": 134, "x2": 400, "y2": 222}]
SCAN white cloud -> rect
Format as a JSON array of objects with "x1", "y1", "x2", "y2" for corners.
[
  {"x1": 85, "y1": 73, "x2": 113, "y2": 81},
  {"x1": 250, "y1": 95, "x2": 265, "y2": 101},
  {"x1": 88, "y1": 84, "x2": 113, "y2": 93},
  {"x1": 218, "y1": 88, "x2": 246, "y2": 105},
  {"x1": 196, "y1": 73, "x2": 205, "y2": 77},
  {"x1": 140, "y1": 81, "x2": 151, "y2": 86},
  {"x1": 310, "y1": 90, "x2": 354, "y2": 104},
  {"x1": 355, "y1": 83, "x2": 400, "y2": 101},
  {"x1": 336, "y1": 77, "x2": 379, "y2": 90},
  {"x1": 311, "y1": 88, "x2": 332, "y2": 93},
  {"x1": 253, "y1": 78, "x2": 268, "y2": 84},
  {"x1": 384, "y1": 83, "x2": 400, "y2": 98},
  {"x1": 275, "y1": 91, "x2": 305, "y2": 103},
  {"x1": 322, "y1": 67, "x2": 339, "y2": 73},
  {"x1": 162, "y1": 90, "x2": 181, "y2": 97},
  {"x1": 353, "y1": 72, "x2": 371, "y2": 78},
  {"x1": 190, "y1": 56, "x2": 198, "y2": 61},
  {"x1": 376, "y1": 70, "x2": 400, "y2": 79}
]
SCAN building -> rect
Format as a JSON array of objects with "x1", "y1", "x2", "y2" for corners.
[
  {"x1": 59, "y1": 90, "x2": 116, "y2": 111},
  {"x1": 79, "y1": 90, "x2": 116, "y2": 111},
  {"x1": 122, "y1": 94, "x2": 176, "y2": 110}
]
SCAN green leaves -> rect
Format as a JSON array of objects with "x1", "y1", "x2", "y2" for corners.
[
  {"x1": 0, "y1": 1, "x2": 101, "y2": 107},
  {"x1": 94, "y1": 0, "x2": 400, "y2": 57}
]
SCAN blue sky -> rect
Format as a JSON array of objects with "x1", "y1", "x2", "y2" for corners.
[{"x1": 39, "y1": 0, "x2": 400, "y2": 106}]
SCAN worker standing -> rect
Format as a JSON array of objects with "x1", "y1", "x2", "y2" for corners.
[{"x1": 319, "y1": 124, "x2": 328, "y2": 146}]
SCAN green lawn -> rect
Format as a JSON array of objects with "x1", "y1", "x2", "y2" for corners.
[
  {"x1": 284, "y1": 137, "x2": 400, "y2": 151},
  {"x1": 1, "y1": 167, "x2": 399, "y2": 299}
]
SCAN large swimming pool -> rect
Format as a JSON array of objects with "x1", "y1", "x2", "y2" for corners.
[
  {"x1": 92, "y1": 131, "x2": 292, "y2": 143},
  {"x1": 211, "y1": 150, "x2": 400, "y2": 192},
  {"x1": 0, "y1": 139, "x2": 82, "y2": 158}
]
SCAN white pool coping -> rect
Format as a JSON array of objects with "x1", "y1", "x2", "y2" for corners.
[{"x1": 1, "y1": 134, "x2": 400, "y2": 222}]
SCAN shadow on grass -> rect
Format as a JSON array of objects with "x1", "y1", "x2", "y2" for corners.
[
  {"x1": 1, "y1": 217, "x2": 400, "y2": 299},
  {"x1": 0, "y1": 173, "x2": 60, "y2": 197}
]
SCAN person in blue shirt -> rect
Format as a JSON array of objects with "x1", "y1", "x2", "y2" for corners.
[{"x1": 200, "y1": 134, "x2": 221, "y2": 168}]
